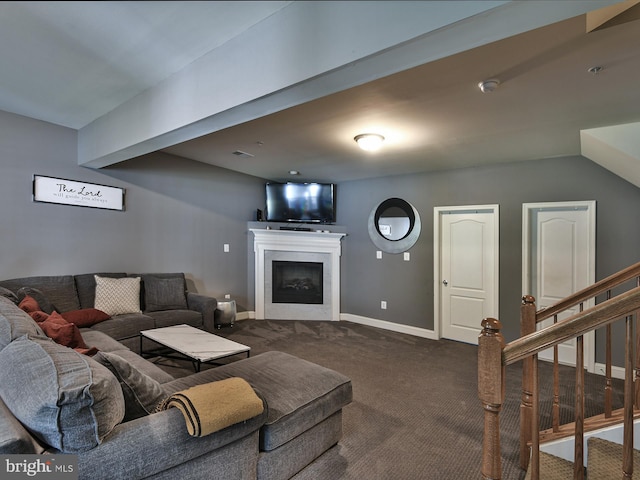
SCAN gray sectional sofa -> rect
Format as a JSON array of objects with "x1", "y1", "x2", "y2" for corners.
[
  {"x1": 0, "y1": 272, "x2": 218, "y2": 352},
  {"x1": 0, "y1": 273, "x2": 352, "y2": 479}
]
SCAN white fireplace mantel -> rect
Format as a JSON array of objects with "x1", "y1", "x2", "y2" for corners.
[{"x1": 250, "y1": 228, "x2": 346, "y2": 320}]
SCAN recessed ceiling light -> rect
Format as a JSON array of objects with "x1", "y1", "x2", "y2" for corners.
[
  {"x1": 289, "y1": 170, "x2": 300, "y2": 175},
  {"x1": 354, "y1": 133, "x2": 385, "y2": 151}
]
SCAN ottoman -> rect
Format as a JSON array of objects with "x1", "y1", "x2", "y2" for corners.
[{"x1": 161, "y1": 351, "x2": 353, "y2": 480}]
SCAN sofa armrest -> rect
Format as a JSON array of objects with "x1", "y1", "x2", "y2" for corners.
[
  {"x1": 187, "y1": 292, "x2": 217, "y2": 332},
  {"x1": 77, "y1": 406, "x2": 266, "y2": 480}
]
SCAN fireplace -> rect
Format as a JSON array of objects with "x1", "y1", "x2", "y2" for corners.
[
  {"x1": 251, "y1": 228, "x2": 346, "y2": 321},
  {"x1": 272, "y1": 261, "x2": 323, "y2": 304}
]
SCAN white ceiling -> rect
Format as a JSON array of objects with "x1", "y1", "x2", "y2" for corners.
[{"x1": 2, "y1": 1, "x2": 640, "y2": 184}]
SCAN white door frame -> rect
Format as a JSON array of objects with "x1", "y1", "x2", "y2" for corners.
[
  {"x1": 522, "y1": 201, "x2": 596, "y2": 372},
  {"x1": 434, "y1": 204, "x2": 500, "y2": 341}
]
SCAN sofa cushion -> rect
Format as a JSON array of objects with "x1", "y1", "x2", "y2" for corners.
[
  {"x1": 161, "y1": 351, "x2": 353, "y2": 451},
  {"x1": 61, "y1": 308, "x2": 110, "y2": 327},
  {"x1": 16, "y1": 287, "x2": 57, "y2": 314},
  {"x1": 88, "y1": 313, "x2": 156, "y2": 341},
  {"x1": 0, "y1": 297, "x2": 46, "y2": 350},
  {"x1": 144, "y1": 275, "x2": 187, "y2": 312},
  {"x1": 94, "y1": 351, "x2": 167, "y2": 422},
  {"x1": 145, "y1": 309, "x2": 202, "y2": 329},
  {"x1": 0, "y1": 276, "x2": 80, "y2": 313},
  {"x1": 0, "y1": 335, "x2": 124, "y2": 452},
  {"x1": 101, "y1": 348, "x2": 175, "y2": 384},
  {"x1": 94, "y1": 275, "x2": 141, "y2": 316}
]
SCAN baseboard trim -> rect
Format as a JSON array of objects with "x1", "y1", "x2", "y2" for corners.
[
  {"x1": 340, "y1": 313, "x2": 438, "y2": 340},
  {"x1": 594, "y1": 362, "x2": 625, "y2": 380},
  {"x1": 236, "y1": 311, "x2": 254, "y2": 321},
  {"x1": 237, "y1": 311, "x2": 438, "y2": 339}
]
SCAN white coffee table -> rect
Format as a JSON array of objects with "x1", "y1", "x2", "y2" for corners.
[{"x1": 140, "y1": 324, "x2": 250, "y2": 372}]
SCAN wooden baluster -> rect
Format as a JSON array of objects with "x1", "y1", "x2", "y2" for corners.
[
  {"x1": 636, "y1": 276, "x2": 640, "y2": 409},
  {"x1": 623, "y1": 315, "x2": 634, "y2": 479},
  {"x1": 531, "y1": 355, "x2": 540, "y2": 480},
  {"x1": 552, "y1": 314, "x2": 560, "y2": 433},
  {"x1": 574, "y1": 334, "x2": 585, "y2": 480},
  {"x1": 479, "y1": 318, "x2": 505, "y2": 480},
  {"x1": 520, "y1": 295, "x2": 536, "y2": 470},
  {"x1": 605, "y1": 290, "x2": 613, "y2": 418}
]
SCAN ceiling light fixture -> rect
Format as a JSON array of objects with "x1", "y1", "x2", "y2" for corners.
[
  {"x1": 354, "y1": 133, "x2": 385, "y2": 152},
  {"x1": 478, "y1": 79, "x2": 500, "y2": 93},
  {"x1": 289, "y1": 170, "x2": 300, "y2": 176}
]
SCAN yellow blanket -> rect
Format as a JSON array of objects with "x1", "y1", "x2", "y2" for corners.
[{"x1": 161, "y1": 377, "x2": 264, "y2": 437}]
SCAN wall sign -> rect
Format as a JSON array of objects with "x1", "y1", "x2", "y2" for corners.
[{"x1": 33, "y1": 175, "x2": 125, "y2": 211}]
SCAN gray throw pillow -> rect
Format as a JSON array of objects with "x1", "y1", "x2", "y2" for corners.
[
  {"x1": 0, "y1": 287, "x2": 18, "y2": 304},
  {"x1": 0, "y1": 298, "x2": 46, "y2": 351},
  {"x1": 0, "y1": 335, "x2": 124, "y2": 452},
  {"x1": 16, "y1": 287, "x2": 57, "y2": 314},
  {"x1": 94, "y1": 351, "x2": 167, "y2": 421},
  {"x1": 144, "y1": 276, "x2": 187, "y2": 312}
]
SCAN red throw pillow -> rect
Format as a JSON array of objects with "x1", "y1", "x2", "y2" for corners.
[
  {"x1": 18, "y1": 295, "x2": 41, "y2": 314},
  {"x1": 60, "y1": 308, "x2": 111, "y2": 328},
  {"x1": 29, "y1": 310, "x2": 49, "y2": 323},
  {"x1": 40, "y1": 312, "x2": 91, "y2": 351}
]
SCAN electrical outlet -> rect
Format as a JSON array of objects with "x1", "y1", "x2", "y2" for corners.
[
  {"x1": 223, "y1": 243, "x2": 230, "y2": 252},
  {"x1": 376, "y1": 250, "x2": 382, "y2": 259},
  {"x1": 404, "y1": 252, "x2": 410, "y2": 261},
  {"x1": 225, "y1": 293, "x2": 231, "y2": 299},
  {"x1": 381, "y1": 300, "x2": 387, "y2": 310}
]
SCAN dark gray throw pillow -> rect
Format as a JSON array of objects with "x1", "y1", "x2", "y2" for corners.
[
  {"x1": 94, "y1": 351, "x2": 167, "y2": 422},
  {"x1": 144, "y1": 276, "x2": 187, "y2": 312},
  {"x1": 0, "y1": 287, "x2": 18, "y2": 304},
  {"x1": 16, "y1": 287, "x2": 57, "y2": 314}
]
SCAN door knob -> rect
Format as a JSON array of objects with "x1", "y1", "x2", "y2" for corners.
[{"x1": 442, "y1": 280, "x2": 448, "y2": 286}]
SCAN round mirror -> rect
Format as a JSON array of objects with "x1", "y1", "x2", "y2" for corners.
[{"x1": 368, "y1": 198, "x2": 421, "y2": 254}]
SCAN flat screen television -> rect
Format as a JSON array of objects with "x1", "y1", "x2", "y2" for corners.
[{"x1": 265, "y1": 182, "x2": 335, "y2": 224}]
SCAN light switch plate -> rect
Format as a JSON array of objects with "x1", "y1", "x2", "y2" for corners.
[
  {"x1": 376, "y1": 250, "x2": 383, "y2": 259},
  {"x1": 404, "y1": 252, "x2": 410, "y2": 261}
]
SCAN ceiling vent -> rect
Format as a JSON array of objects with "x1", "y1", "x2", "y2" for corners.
[{"x1": 232, "y1": 150, "x2": 254, "y2": 158}]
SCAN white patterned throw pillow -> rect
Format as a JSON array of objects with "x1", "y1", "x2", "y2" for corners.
[{"x1": 94, "y1": 276, "x2": 141, "y2": 316}]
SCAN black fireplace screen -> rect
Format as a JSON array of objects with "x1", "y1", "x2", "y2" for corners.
[{"x1": 272, "y1": 261, "x2": 323, "y2": 304}]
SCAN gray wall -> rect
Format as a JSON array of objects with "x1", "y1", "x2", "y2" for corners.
[
  {"x1": 3, "y1": 109, "x2": 640, "y2": 359},
  {"x1": 337, "y1": 156, "x2": 640, "y2": 346},
  {"x1": 0, "y1": 110, "x2": 265, "y2": 309}
]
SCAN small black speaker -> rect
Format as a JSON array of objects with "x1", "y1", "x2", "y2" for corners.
[{"x1": 256, "y1": 209, "x2": 263, "y2": 221}]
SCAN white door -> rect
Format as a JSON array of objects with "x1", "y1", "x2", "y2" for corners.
[
  {"x1": 523, "y1": 201, "x2": 596, "y2": 371},
  {"x1": 434, "y1": 206, "x2": 499, "y2": 344}
]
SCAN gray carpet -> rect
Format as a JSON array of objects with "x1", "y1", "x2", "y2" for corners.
[{"x1": 153, "y1": 319, "x2": 623, "y2": 480}]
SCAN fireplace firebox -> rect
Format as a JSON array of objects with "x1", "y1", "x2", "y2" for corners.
[{"x1": 272, "y1": 261, "x2": 323, "y2": 304}]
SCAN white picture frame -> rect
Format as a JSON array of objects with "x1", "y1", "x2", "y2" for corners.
[{"x1": 33, "y1": 175, "x2": 125, "y2": 211}]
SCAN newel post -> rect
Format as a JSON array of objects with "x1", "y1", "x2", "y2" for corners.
[
  {"x1": 520, "y1": 295, "x2": 536, "y2": 470},
  {"x1": 479, "y1": 317, "x2": 505, "y2": 480}
]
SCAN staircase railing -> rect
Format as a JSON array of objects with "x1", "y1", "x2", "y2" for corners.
[{"x1": 479, "y1": 261, "x2": 640, "y2": 480}]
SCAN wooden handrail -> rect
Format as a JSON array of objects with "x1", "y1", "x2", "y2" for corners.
[
  {"x1": 536, "y1": 261, "x2": 640, "y2": 323},
  {"x1": 504, "y1": 287, "x2": 640, "y2": 365},
  {"x1": 480, "y1": 262, "x2": 640, "y2": 480}
]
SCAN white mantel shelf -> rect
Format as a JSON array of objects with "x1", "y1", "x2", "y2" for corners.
[
  {"x1": 250, "y1": 228, "x2": 346, "y2": 251},
  {"x1": 250, "y1": 228, "x2": 346, "y2": 321}
]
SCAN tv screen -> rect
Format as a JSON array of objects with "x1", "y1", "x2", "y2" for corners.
[{"x1": 265, "y1": 182, "x2": 335, "y2": 224}]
